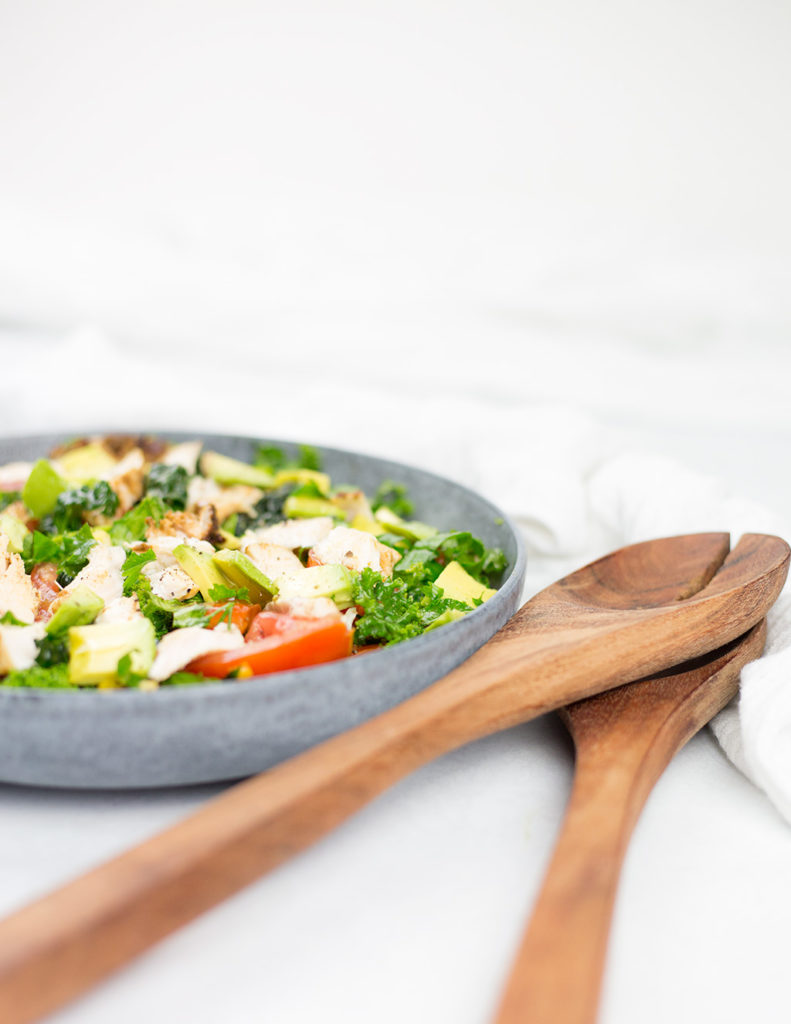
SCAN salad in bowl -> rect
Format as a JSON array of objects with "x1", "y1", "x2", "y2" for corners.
[{"x1": 0, "y1": 435, "x2": 507, "y2": 691}]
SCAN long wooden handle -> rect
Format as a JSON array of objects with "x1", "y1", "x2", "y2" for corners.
[
  {"x1": 494, "y1": 744, "x2": 651, "y2": 1024},
  {"x1": 493, "y1": 627, "x2": 764, "y2": 1024}
]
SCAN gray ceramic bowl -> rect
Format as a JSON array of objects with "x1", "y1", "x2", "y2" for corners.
[{"x1": 0, "y1": 432, "x2": 526, "y2": 789}]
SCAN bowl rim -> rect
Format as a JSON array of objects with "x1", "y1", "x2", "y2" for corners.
[{"x1": 0, "y1": 429, "x2": 527, "y2": 707}]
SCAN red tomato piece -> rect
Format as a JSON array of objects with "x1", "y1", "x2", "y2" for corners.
[
  {"x1": 206, "y1": 601, "x2": 261, "y2": 634},
  {"x1": 187, "y1": 616, "x2": 352, "y2": 679}
]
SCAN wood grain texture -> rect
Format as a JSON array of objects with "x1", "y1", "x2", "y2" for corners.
[
  {"x1": 0, "y1": 532, "x2": 786, "y2": 1024},
  {"x1": 493, "y1": 621, "x2": 767, "y2": 1024}
]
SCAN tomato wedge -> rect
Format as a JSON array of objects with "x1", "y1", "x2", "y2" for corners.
[{"x1": 187, "y1": 615, "x2": 353, "y2": 679}]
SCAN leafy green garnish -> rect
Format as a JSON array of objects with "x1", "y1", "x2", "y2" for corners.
[
  {"x1": 372, "y1": 481, "x2": 414, "y2": 519},
  {"x1": 0, "y1": 491, "x2": 20, "y2": 513},
  {"x1": 411, "y1": 531, "x2": 506, "y2": 586},
  {"x1": 0, "y1": 610, "x2": 27, "y2": 626},
  {"x1": 291, "y1": 480, "x2": 326, "y2": 499},
  {"x1": 121, "y1": 548, "x2": 157, "y2": 595},
  {"x1": 35, "y1": 632, "x2": 70, "y2": 667},
  {"x1": 145, "y1": 464, "x2": 188, "y2": 510},
  {"x1": 116, "y1": 652, "x2": 146, "y2": 687},
  {"x1": 172, "y1": 604, "x2": 212, "y2": 629},
  {"x1": 172, "y1": 584, "x2": 250, "y2": 630},
  {"x1": 108, "y1": 495, "x2": 166, "y2": 545},
  {"x1": 352, "y1": 568, "x2": 468, "y2": 646},
  {"x1": 44, "y1": 481, "x2": 119, "y2": 534},
  {"x1": 161, "y1": 670, "x2": 215, "y2": 686},
  {"x1": 254, "y1": 444, "x2": 322, "y2": 473},
  {"x1": 130, "y1": 576, "x2": 184, "y2": 638},
  {"x1": 2, "y1": 663, "x2": 75, "y2": 688},
  {"x1": 22, "y1": 524, "x2": 96, "y2": 585}
]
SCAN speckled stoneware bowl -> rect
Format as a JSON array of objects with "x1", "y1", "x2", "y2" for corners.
[{"x1": 0, "y1": 432, "x2": 526, "y2": 789}]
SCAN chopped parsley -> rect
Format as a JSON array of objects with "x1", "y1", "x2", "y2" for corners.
[
  {"x1": 121, "y1": 548, "x2": 157, "y2": 595},
  {"x1": 352, "y1": 568, "x2": 468, "y2": 646},
  {"x1": 3, "y1": 663, "x2": 75, "y2": 688}
]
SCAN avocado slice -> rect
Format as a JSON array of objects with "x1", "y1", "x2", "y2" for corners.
[
  {"x1": 22, "y1": 460, "x2": 67, "y2": 517},
  {"x1": 69, "y1": 618, "x2": 156, "y2": 686},
  {"x1": 200, "y1": 451, "x2": 276, "y2": 489},
  {"x1": 374, "y1": 506, "x2": 437, "y2": 542},
  {"x1": 213, "y1": 549, "x2": 278, "y2": 604},
  {"x1": 349, "y1": 514, "x2": 386, "y2": 536},
  {"x1": 434, "y1": 561, "x2": 497, "y2": 607},
  {"x1": 273, "y1": 468, "x2": 331, "y2": 494},
  {"x1": 0, "y1": 512, "x2": 28, "y2": 554},
  {"x1": 283, "y1": 495, "x2": 343, "y2": 520},
  {"x1": 46, "y1": 585, "x2": 105, "y2": 635},
  {"x1": 173, "y1": 544, "x2": 227, "y2": 601},
  {"x1": 278, "y1": 564, "x2": 355, "y2": 606},
  {"x1": 57, "y1": 443, "x2": 118, "y2": 483}
]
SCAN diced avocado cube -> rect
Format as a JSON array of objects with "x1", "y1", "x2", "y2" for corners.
[
  {"x1": 173, "y1": 544, "x2": 227, "y2": 601},
  {"x1": 22, "y1": 460, "x2": 67, "y2": 517},
  {"x1": 57, "y1": 443, "x2": 118, "y2": 483},
  {"x1": 425, "y1": 608, "x2": 469, "y2": 632},
  {"x1": 200, "y1": 451, "x2": 276, "y2": 489},
  {"x1": 278, "y1": 564, "x2": 355, "y2": 606},
  {"x1": 69, "y1": 618, "x2": 156, "y2": 686},
  {"x1": 0, "y1": 512, "x2": 28, "y2": 554},
  {"x1": 213, "y1": 549, "x2": 278, "y2": 604},
  {"x1": 434, "y1": 561, "x2": 496, "y2": 607},
  {"x1": 273, "y1": 468, "x2": 331, "y2": 494},
  {"x1": 374, "y1": 506, "x2": 437, "y2": 542},
  {"x1": 283, "y1": 495, "x2": 343, "y2": 520},
  {"x1": 46, "y1": 585, "x2": 104, "y2": 635}
]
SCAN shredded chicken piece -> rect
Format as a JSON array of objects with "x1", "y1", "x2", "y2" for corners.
[
  {"x1": 308, "y1": 526, "x2": 400, "y2": 578},
  {"x1": 188, "y1": 477, "x2": 263, "y2": 522},
  {"x1": 265, "y1": 596, "x2": 341, "y2": 620},
  {"x1": 246, "y1": 517, "x2": 334, "y2": 551},
  {"x1": 58, "y1": 545, "x2": 125, "y2": 607},
  {"x1": 0, "y1": 622, "x2": 46, "y2": 674},
  {"x1": 243, "y1": 541, "x2": 304, "y2": 581},
  {"x1": 105, "y1": 448, "x2": 146, "y2": 513},
  {"x1": 0, "y1": 534, "x2": 37, "y2": 623},
  {"x1": 149, "y1": 625, "x2": 243, "y2": 682},
  {"x1": 146, "y1": 506, "x2": 221, "y2": 546},
  {"x1": 160, "y1": 441, "x2": 202, "y2": 475},
  {"x1": 96, "y1": 596, "x2": 143, "y2": 624}
]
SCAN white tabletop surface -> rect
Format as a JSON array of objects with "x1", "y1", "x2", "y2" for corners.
[{"x1": 0, "y1": 2, "x2": 790, "y2": 1020}]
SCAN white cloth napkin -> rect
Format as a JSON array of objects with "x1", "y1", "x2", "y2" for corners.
[{"x1": 1, "y1": 327, "x2": 789, "y2": 822}]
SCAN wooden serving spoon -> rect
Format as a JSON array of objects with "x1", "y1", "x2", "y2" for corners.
[
  {"x1": 0, "y1": 532, "x2": 786, "y2": 1024},
  {"x1": 493, "y1": 619, "x2": 767, "y2": 1024}
]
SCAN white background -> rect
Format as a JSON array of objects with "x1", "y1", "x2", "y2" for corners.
[{"x1": 0, "y1": 2, "x2": 790, "y2": 1022}]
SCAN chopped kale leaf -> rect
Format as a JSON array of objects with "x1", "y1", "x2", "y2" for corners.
[
  {"x1": 44, "y1": 481, "x2": 119, "y2": 534},
  {"x1": 145, "y1": 464, "x2": 188, "y2": 510},
  {"x1": 35, "y1": 632, "x2": 70, "y2": 668},
  {"x1": 372, "y1": 480, "x2": 414, "y2": 520},
  {"x1": 0, "y1": 491, "x2": 20, "y2": 512},
  {"x1": 121, "y1": 548, "x2": 157, "y2": 595}
]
